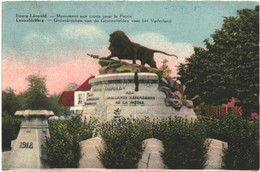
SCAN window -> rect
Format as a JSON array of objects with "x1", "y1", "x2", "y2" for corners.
[{"x1": 78, "y1": 94, "x2": 83, "y2": 104}]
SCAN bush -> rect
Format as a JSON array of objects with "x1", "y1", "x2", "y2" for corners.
[
  {"x1": 99, "y1": 117, "x2": 152, "y2": 168},
  {"x1": 2, "y1": 112, "x2": 21, "y2": 151},
  {"x1": 43, "y1": 116, "x2": 96, "y2": 168},
  {"x1": 98, "y1": 117, "x2": 208, "y2": 169},
  {"x1": 43, "y1": 115, "x2": 258, "y2": 170},
  {"x1": 205, "y1": 114, "x2": 259, "y2": 170},
  {"x1": 156, "y1": 117, "x2": 208, "y2": 169}
]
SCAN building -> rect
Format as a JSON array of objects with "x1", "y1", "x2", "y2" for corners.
[
  {"x1": 211, "y1": 97, "x2": 242, "y2": 117},
  {"x1": 58, "y1": 76, "x2": 95, "y2": 114}
]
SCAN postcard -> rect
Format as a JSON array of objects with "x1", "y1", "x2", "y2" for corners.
[{"x1": 2, "y1": 1, "x2": 259, "y2": 170}]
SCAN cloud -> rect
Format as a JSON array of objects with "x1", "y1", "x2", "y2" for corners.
[
  {"x1": 22, "y1": 33, "x2": 57, "y2": 52},
  {"x1": 2, "y1": 25, "x2": 110, "y2": 93},
  {"x1": 59, "y1": 25, "x2": 109, "y2": 50},
  {"x1": 18, "y1": 25, "x2": 108, "y2": 55},
  {"x1": 60, "y1": 25, "x2": 106, "y2": 41},
  {"x1": 130, "y1": 32, "x2": 193, "y2": 59},
  {"x1": 2, "y1": 29, "x2": 195, "y2": 94},
  {"x1": 130, "y1": 32, "x2": 194, "y2": 76},
  {"x1": 4, "y1": 25, "x2": 109, "y2": 65}
]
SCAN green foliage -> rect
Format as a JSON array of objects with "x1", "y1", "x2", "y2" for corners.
[
  {"x1": 2, "y1": 112, "x2": 21, "y2": 151},
  {"x1": 24, "y1": 74, "x2": 51, "y2": 110},
  {"x1": 65, "y1": 82, "x2": 79, "y2": 90},
  {"x1": 178, "y1": 6, "x2": 259, "y2": 116},
  {"x1": 2, "y1": 88, "x2": 22, "y2": 151},
  {"x1": 2, "y1": 88, "x2": 21, "y2": 116},
  {"x1": 48, "y1": 94, "x2": 70, "y2": 116},
  {"x1": 2, "y1": 76, "x2": 70, "y2": 151},
  {"x1": 156, "y1": 118, "x2": 208, "y2": 169},
  {"x1": 43, "y1": 116, "x2": 96, "y2": 168},
  {"x1": 159, "y1": 59, "x2": 172, "y2": 78},
  {"x1": 98, "y1": 117, "x2": 208, "y2": 169},
  {"x1": 99, "y1": 117, "x2": 153, "y2": 168},
  {"x1": 194, "y1": 103, "x2": 217, "y2": 118},
  {"x1": 204, "y1": 114, "x2": 259, "y2": 169},
  {"x1": 42, "y1": 116, "x2": 258, "y2": 170}
]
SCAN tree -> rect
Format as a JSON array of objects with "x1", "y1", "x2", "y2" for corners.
[
  {"x1": 2, "y1": 88, "x2": 21, "y2": 116},
  {"x1": 159, "y1": 59, "x2": 172, "y2": 78},
  {"x1": 2, "y1": 88, "x2": 21, "y2": 150},
  {"x1": 23, "y1": 74, "x2": 70, "y2": 115},
  {"x1": 178, "y1": 6, "x2": 259, "y2": 116},
  {"x1": 24, "y1": 74, "x2": 51, "y2": 110},
  {"x1": 48, "y1": 95, "x2": 70, "y2": 116},
  {"x1": 65, "y1": 82, "x2": 79, "y2": 90}
]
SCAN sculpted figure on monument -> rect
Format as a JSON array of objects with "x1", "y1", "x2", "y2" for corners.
[
  {"x1": 160, "y1": 86, "x2": 183, "y2": 110},
  {"x1": 159, "y1": 77, "x2": 194, "y2": 110},
  {"x1": 105, "y1": 30, "x2": 178, "y2": 68}
]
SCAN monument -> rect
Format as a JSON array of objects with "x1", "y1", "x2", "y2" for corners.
[
  {"x1": 83, "y1": 31, "x2": 197, "y2": 121},
  {"x1": 5, "y1": 110, "x2": 54, "y2": 169},
  {"x1": 82, "y1": 72, "x2": 197, "y2": 121}
]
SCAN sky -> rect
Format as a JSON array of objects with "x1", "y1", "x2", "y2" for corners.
[{"x1": 2, "y1": 1, "x2": 258, "y2": 94}]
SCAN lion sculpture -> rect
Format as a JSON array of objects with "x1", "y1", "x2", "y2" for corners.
[{"x1": 105, "y1": 30, "x2": 178, "y2": 68}]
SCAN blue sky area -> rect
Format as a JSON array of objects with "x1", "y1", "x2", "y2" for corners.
[{"x1": 3, "y1": 1, "x2": 257, "y2": 50}]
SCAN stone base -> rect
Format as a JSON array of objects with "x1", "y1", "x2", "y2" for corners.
[
  {"x1": 2, "y1": 151, "x2": 11, "y2": 169},
  {"x1": 205, "y1": 138, "x2": 228, "y2": 169},
  {"x1": 79, "y1": 137, "x2": 104, "y2": 168},
  {"x1": 5, "y1": 110, "x2": 53, "y2": 169},
  {"x1": 83, "y1": 73, "x2": 197, "y2": 121},
  {"x1": 138, "y1": 138, "x2": 166, "y2": 169}
]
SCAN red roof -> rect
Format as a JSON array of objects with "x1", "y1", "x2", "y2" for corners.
[
  {"x1": 58, "y1": 76, "x2": 95, "y2": 107},
  {"x1": 58, "y1": 90, "x2": 74, "y2": 106},
  {"x1": 75, "y1": 76, "x2": 95, "y2": 91}
]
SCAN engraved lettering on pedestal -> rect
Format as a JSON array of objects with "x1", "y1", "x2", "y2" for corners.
[
  {"x1": 82, "y1": 73, "x2": 197, "y2": 121},
  {"x1": 113, "y1": 108, "x2": 122, "y2": 118},
  {"x1": 19, "y1": 142, "x2": 33, "y2": 149},
  {"x1": 126, "y1": 91, "x2": 134, "y2": 95},
  {"x1": 86, "y1": 97, "x2": 99, "y2": 106},
  {"x1": 107, "y1": 96, "x2": 127, "y2": 100},
  {"x1": 130, "y1": 100, "x2": 144, "y2": 106},
  {"x1": 105, "y1": 86, "x2": 125, "y2": 91},
  {"x1": 122, "y1": 101, "x2": 128, "y2": 105},
  {"x1": 93, "y1": 88, "x2": 102, "y2": 92}
]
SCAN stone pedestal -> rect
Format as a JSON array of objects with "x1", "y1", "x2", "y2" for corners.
[
  {"x1": 204, "y1": 138, "x2": 228, "y2": 169},
  {"x1": 5, "y1": 110, "x2": 54, "y2": 169},
  {"x1": 138, "y1": 138, "x2": 166, "y2": 169},
  {"x1": 79, "y1": 137, "x2": 104, "y2": 168},
  {"x1": 83, "y1": 73, "x2": 197, "y2": 121}
]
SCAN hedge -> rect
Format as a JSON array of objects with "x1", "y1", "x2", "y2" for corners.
[
  {"x1": 4, "y1": 114, "x2": 258, "y2": 169},
  {"x1": 204, "y1": 114, "x2": 259, "y2": 169},
  {"x1": 2, "y1": 112, "x2": 21, "y2": 151},
  {"x1": 42, "y1": 116, "x2": 97, "y2": 168}
]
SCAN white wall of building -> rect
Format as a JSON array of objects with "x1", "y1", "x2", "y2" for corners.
[{"x1": 71, "y1": 91, "x2": 89, "y2": 114}]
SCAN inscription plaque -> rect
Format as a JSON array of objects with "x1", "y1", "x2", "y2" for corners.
[{"x1": 83, "y1": 73, "x2": 197, "y2": 121}]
